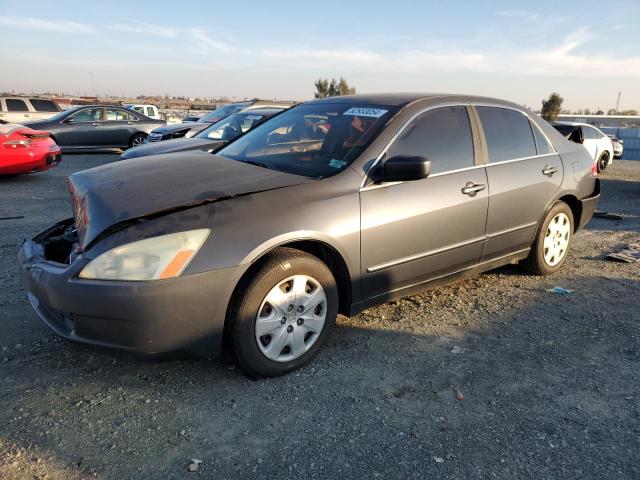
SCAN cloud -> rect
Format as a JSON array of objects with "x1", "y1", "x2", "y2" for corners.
[
  {"x1": 0, "y1": 15, "x2": 95, "y2": 33},
  {"x1": 188, "y1": 28, "x2": 235, "y2": 53},
  {"x1": 106, "y1": 20, "x2": 177, "y2": 37}
]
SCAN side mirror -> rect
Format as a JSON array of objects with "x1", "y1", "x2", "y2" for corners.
[
  {"x1": 382, "y1": 155, "x2": 431, "y2": 182},
  {"x1": 619, "y1": 139, "x2": 624, "y2": 144}
]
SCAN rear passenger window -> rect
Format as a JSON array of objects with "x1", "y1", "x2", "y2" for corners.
[
  {"x1": 29, "y1": 99, "x2": 59, "y2": 112},
  {"x1": 6, "y1": 99, "x2": 29, "y2": 112},
  {"x1": 386, "y1": 106, "x2": 474, "y2": 175},
  {"x1": 582, "y1": 126, "x2": 597, "y2": 140},
  {"x1": 146, "y1": 107, "x2": 155, "y2": 117},
  {"x1": 477, "y1": 107, "x2": 536, "y2": 162},
  {"x1": 531, "y1": 122, "x2": 554, "y2": 154}
]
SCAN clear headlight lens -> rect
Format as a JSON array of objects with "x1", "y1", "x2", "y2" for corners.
[{"x1": 79, "y1": 229, "x2": 210, "y2": 281}]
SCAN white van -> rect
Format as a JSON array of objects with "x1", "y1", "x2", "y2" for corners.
[
  {"x1": 125, "y1": 104, "x2": 162, "y2": 120},
  {"x1": 0, "y1": 97, "x2": 62, "y2": 123}
]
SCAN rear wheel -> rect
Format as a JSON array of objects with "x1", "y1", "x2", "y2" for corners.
[
  {"x1": 597, "y1": 152, "x2": 610, "y2": 173},
  {"x1": 229, "y1": 248, "x2": 338, "y2": 378},
  {"x1": 523, "y1": 201, "x2": 574, "y2": 275},
  {"x1": 129, "y1": 133, "x2": 147, "y2": 148}
]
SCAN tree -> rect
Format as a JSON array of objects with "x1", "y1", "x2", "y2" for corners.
[
  {"x1": 540, "y1": 93, "x2": 563, "y2": 121},
  {"x1": 314, "y1": 77, "x2": 356, "y2": 98}
]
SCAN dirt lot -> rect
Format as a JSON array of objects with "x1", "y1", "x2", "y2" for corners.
[{"x1": 1, "y1": 154, "x2": 639, "y2": 479}]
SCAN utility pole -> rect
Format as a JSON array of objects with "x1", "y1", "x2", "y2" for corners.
[{"x1": 616, "y1": 91, "x2": 621, "y2": 112}]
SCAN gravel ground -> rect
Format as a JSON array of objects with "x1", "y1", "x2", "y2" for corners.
[{"x1": 1, "y1": 154, "x2": 639, "y2": 480}]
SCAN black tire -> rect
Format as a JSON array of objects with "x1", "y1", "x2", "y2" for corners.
[
  {"x1": 523, "y1": 201, "x2": 574, "y2": 276},
  {"x1": 597, "y1": 152, "x2": 610, "y2": 173},
  {"x1": 129, "y1": 133, "x2": 147, "y2": 148},
  {"x1": 228, "y1": 247, "x2": 338, "y2": 378}
]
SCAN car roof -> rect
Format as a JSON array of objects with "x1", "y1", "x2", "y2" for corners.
[
  {"x1": 235, "y1": 108, "x2": 285, "y2": 116},
  {"x1": 306, "y1": 93, "x2": 527, "y2": 109}
]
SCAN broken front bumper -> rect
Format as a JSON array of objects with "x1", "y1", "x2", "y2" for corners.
[{"x1": 17, "y1": 221, "x2": 239, "y2": 355}]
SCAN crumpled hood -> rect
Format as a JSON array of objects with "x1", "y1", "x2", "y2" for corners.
[
  {"x1": 121, "y1": 137, "x2": 224, "y2": 160},
  {"x1": 69, "y1": 152, "x2": 310, "y2": 249}
]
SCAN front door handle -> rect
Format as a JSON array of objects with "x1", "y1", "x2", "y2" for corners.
[
  {"x1": 542, "y1": 165, "x2": 558, "y2": 177},
  {"x1": 91, "y1": 122, "x2": 101, "y2": 126},
  {"x1": 461, "y1": 182, "x2": 486, "y2": 196}
]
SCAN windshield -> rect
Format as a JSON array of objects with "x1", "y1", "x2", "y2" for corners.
[
  {"x1": 199, "y1": 103, "x2": 251, "y2": 123},
  {"x1": 196, "y1": 113, "x2": 266, "y2": 141},
  {"x1": 217, "y1": 103, "x2": 397, "y2": 178}
]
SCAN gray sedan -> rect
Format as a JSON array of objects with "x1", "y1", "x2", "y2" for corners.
[
  {"x1": 24, "y1": 105, "x2": 166, "y2": 152},
  {"x1": 18, "y1": 94, "x2": 599, "y2": 378}
]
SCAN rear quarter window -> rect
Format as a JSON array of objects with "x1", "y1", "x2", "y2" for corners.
[
  {"x1": 477, "y1": 106, "x2": 537, "y2": 162},
  {"x1": 531, "y1": 122, "x2": 554, "y2": 154},
  {"x1": 29, "y1": 99, "x2": 59, "y2": 112}
]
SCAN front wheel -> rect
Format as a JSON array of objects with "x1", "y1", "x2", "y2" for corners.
[
  {"x1": 129, "y1": 133, "x2": 147, "y2": 148},
  {"x1": 523, "y1": 201, "x2": 574, "y2": 275},
  {"x1": 229, "y1": 248, "x2": 338, "y2": 378}
]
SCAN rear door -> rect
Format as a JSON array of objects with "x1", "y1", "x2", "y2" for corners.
[
  {"x1": 474, "y1": 106, "x2": 563, "y2": 260},
  {"x1": 102, "y1": 108, "x2": 139, "y2": 147},
  {"x1": 360, "y1": 105, "x2": 488, "y2": 299}
]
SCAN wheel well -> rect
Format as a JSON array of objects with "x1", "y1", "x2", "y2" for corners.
[
  {"x1": 558, "y1": 195, "x2": 581, "y2": 232},
  {"x1": 224, "y1": 240, "x2": 352, "y2": 331}
]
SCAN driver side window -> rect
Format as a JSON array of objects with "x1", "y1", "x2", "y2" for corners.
[
  {"x1": 385, "y1": 106, "x2": 474, "y2": 175},
  {"x1": 69, "y1": 108, "x2": 103, "y2": 123}
]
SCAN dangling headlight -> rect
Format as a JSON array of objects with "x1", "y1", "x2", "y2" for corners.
[{"x1": 79, "y1": 229, "x2": 210, "y2": 281}]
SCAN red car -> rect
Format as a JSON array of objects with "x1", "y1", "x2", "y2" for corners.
[{"x1": 0, "y1": 120, "x2": 61, "y2": 175}]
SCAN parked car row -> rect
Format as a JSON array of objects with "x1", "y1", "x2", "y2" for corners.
[
  {"x1": 18, "y1": 93, "x2": 600, "y2": 378},
  {"x1": 121, "y1": 108, "x2": 285, "y2": 160},
  {"x1": 144, "y1": 100, "x2": 295, "y2": 142}
]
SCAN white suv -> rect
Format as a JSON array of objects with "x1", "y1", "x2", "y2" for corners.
[
  {"x1": 124, "y1": 104, "x2": 162, "y2": 120},
  {"x1": 0, "y1": 97, "x2": 62, "y2": 123}
]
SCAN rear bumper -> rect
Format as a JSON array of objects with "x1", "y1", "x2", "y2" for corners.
[
  {"x1": 0, "y1": 149, "x2": 61, "y2": 174},
  {"x1": 578, "y1": 179, "x2": 600, "y2": 230},
  {"x1": 18, "y1": 232, "x2": 239, "y2": 355}
]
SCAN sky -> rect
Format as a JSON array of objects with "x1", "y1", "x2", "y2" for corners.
[{"x1": 1, "y1": 0, "x2": 639, "y2": 111}]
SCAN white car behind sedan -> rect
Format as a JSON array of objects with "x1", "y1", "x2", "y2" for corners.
[{"x1": 553, "y1": 122, "x2": 614, "y2": 172}]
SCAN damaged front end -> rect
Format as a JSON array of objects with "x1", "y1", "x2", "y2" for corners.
[{"x1": 29, "y1": 218, "x2": 82, "y2": 265}]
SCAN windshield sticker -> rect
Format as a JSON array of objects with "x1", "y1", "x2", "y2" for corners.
[
  {"x1": 343, "y1": 107, "x2": 388, "y2": 118},
  {"x1": 328, "y1": 159, "x2": 347, "y2": 169},
  {"x1": 244, "y1": 115, "x2": 262, "y2": 121}
]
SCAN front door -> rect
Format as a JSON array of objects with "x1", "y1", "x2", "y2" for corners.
[
  {"x1": 57, "y1": 107, "x2": 105, "y2": 147},
  {"x1": 360, "y1": 106, "x2": 488, "y2": 300}
]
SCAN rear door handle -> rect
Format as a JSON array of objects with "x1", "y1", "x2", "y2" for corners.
[
  {"x1": 461, "y1": 182, "x2": 486, "y2": 196},
  {"x1": 542, "y1": 165, "x2": 558, "y2": 177},
  {"x1": 91, "y1": 122, "x2": 101, "y2": 126}
]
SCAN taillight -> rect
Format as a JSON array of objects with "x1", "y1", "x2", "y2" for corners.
[
  {"x1": 591, "y1": 164, "x2": 598, "y2": 177},
  {"x1": 3, "y1": 139, "x2": 34, "y2": 148}
]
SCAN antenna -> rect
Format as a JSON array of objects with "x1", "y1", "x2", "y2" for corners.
[{"x1": 616, "y1": 91, "x2": 621, "y2": 112}]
